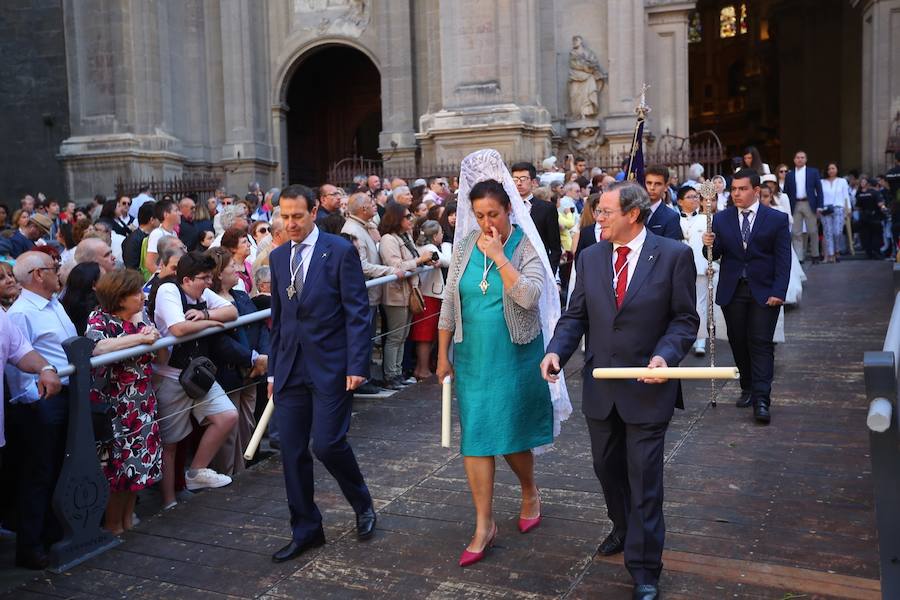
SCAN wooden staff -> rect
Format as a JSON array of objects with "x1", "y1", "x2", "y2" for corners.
[
  {"x1": 243, "y1": 395, "x2": 274, "y2": 460},
  {"x1": 592, "y1": 367, "x2": 739, "y2": 380},
  {"x1": 698, "y1": 180, "x2": 719, "y2": 406},
  {"x1": 441, "y1": 376, "x2": 452, "y2": 448},
  {"x1": 844, "y1": 208, "x2": 855, "y2": 256}
]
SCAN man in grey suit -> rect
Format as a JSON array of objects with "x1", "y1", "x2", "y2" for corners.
[{"x1": 542, "y1": 182, "x2": 698, "y2": 600}]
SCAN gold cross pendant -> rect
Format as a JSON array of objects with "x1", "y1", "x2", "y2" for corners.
[{"x1": 479, "y1": 279, "x2": 489, "y2": 295}]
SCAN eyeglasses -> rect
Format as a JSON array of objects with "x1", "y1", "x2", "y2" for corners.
[
  {"x1": 593, "y1": 208, "x2": 621, "y2": 218},
  {"x1": 322, "y1": 192, "x2": 341, "y2": 198},
  {"x1": 778, "y1": 169, "x2": 787, "y2": 173},
  {"x1": 258, "y1": 227, "x2": 270, "y2": 233},
  {"x1": 403, "y1": 214, "x2": 413, "y2": 220},
  {"x1": 512, "y1": 176, "x2": 532, "y2": 184},
  {"x1": 119, "y1": 201, "x2": 131, "y2": 206},
  {"x1": 191, "y1": 274, "x2": 213, "y2": 282},
  {"x1": 28, "y1": 265, "x2": 59, "y2": 275}
]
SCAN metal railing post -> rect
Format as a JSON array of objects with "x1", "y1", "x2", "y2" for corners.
[
  {"x1": 48, "y1": 336, "x2": 119, "y2": 572},
  {"x1": 864, "y1": 350, "x2": 900, "y2": 599}
]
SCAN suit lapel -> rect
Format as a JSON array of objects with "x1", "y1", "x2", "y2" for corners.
[
  {"x1": 594, "y1": 242, "x2": 616, "y2": 307},
  {"x1": 620, "y1": 233, "x2": 660, "y2": 310},
  {"x1": 747, "y1": 205, "x2": 767, "y2": 247},
  {"x1": 299, "y1": 235, "x2": 330, "y2": 303}
]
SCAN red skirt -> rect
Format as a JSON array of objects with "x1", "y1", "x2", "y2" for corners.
[{"x1": 408, "y1": 296, "x2": 441, "y2": 342}]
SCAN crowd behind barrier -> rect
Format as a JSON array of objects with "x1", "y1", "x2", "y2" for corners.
[{"x1": 0, "y1": 150, "x2": 898, "y2": 577}]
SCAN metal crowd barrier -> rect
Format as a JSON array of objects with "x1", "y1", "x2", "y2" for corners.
[
  {"x1": 46, "y1": 265, "x2": 432, "y2": 572},
  {"x1": 863, "y1": 273, "x2": 900, "y2": 600}
]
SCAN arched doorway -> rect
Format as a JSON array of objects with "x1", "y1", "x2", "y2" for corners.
[{"x1": 285, "y1": 45, "x2": 382, "y2": 186}]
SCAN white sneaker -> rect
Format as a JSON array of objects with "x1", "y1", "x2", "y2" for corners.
[
  {"x1": 401, "y1": 376, "x2": 417, "y2": 385},
  {"x1": 185, "y1": 468, "x2": 232, "y2": 491}
]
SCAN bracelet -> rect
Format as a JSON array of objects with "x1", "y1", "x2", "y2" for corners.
[
  {"x1": 40, "y1": 365, "x2": 57, "y2": 374},
  {"x1": 497, "y1": 260, "x2": 510, "y2": 271},
  {"x1": 203, "y1": 309, "x2": 210, "y2": 319}
]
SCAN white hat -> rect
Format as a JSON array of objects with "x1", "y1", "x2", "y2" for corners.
[
  {"x1": 541, "y1": 156, "x2": 558, "y2": 171},
  {"x1": 760, "y1": 174, "x2": 777, "y2": 184},
  {"x1": 559, "y1": 197, "x2": 576, "y2": 211},
  {"x1": 412, "y1": 178, "x2": 427, "y2": 188}
]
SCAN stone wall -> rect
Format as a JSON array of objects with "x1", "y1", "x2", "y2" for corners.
[{"x1": 0, "y1": 0, "x2": 70, "y2": 205}]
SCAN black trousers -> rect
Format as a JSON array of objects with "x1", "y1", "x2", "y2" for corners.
[
  {"x1": 587, "y1": 407, "x2": 669, "y2": 586},
  {"x1": 275, "y1": 379, "x2": 371, "y2": 543},
  {"x1": 722, "y1": 280, "x2": 780, "y2": 403},
  {"x1": 7, "y1": 392, "x2": 68, "y2": 556}
]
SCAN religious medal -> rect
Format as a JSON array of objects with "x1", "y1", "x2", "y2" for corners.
[
  {"x1": 286, "y1": 284, "x2": 296, "y2": 299},
  {"x1": 479, "y1": 279, "x2": 489, "y2": 295}
]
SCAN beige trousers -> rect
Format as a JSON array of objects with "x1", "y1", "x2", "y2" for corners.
[{"x1": 791, "y1": 199, "x2": 820, "y2": 260}]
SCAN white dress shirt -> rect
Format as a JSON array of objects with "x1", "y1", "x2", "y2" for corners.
[
  {"x1": 612, "y1": 226, "x2": 647, "y2": 290},
  {"x1": 290, "y1": 225, "x2": 320, "y2": 284},
  {"x1": 738, "y1": 201, "x2": 760, "y2": 241},
  {"x1": 4, "y1": 289, "x2": 77, "y2": 402},
  {"x1": 795, "y1": 166, "x2": 807, "y2": 199}
]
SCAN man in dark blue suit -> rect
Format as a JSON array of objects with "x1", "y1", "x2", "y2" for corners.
[
  {"x1": 703, "y1": 169, "x2": 791, "y2": 424},
  {"x1": 542, "y1": 182, "x2": 698, "y2": 600},
  {"x1": 267, "y1": 184, "x2": 376, "y2": 563},
  {"x1": 643, "y1": 165, "x2": 683, "y2": 241},
  {"x1": 782, "y1": 150, "x2": 823, "y2": 262}
]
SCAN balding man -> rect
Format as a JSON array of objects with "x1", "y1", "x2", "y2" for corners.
[
  {"x1": 5, "y1": 251, "x2": 75, "y2": 569},
  {"x1": 389, "y1": 177, "x2": 407, "y2": 190},
  {"x1": 74, "y1": 237, "x2": 116, "y2": 273},
  {"x1": 316, "y1": 184, "x2": 343, "y2": 225},
  {"x1": 367, "y1": 175, "x2": 382, "y2": 196},
  {"x1": 391, "y1": 186, "x2": 412, "y2": 207}
]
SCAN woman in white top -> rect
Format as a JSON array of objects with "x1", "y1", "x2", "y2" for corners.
[
  {"x1": 712, "y1": 175, "x2": 730, "y2": 211},
  {"x1": 820, "y1": 162, "x2": 851, "y2": 263},
  {"x1": 762, "y1": 175, "x2": 806, "y2": 302},
  {"x1": 740, "y1": 146, "x2": 771, "y2": 176},
  {"x1": 411, "y1": 220, "x2": 451, "y2": 380}
]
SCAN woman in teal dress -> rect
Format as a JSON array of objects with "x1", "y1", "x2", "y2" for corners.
[{"x1": 438, "y1": 177, "x2": 555, "y2": 567}]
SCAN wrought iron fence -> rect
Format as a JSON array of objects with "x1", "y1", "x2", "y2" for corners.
[{"x1": 114, "y1": 175, "x2": 222, "y2": 202}]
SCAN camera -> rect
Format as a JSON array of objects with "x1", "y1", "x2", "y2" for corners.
[{"x1": 431, "y1": 251, "x2": 439, "y2": 262}]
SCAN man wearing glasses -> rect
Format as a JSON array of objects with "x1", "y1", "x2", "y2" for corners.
[
  {"x1": 111, "y1": 196, "x2": 135, "y2": 237},
  {"x1": 511, "y1": 161, "x2": 562, "y2": 275},
  {"x1": 315, "y1": 184, "x2": 344, "y2": 225},
  {"x1": 4, "y1": 252, "x2": 73, "y2": 569}
]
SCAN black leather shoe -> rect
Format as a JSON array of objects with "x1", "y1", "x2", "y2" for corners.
[
  {"x1": 633, "y1": 583, "x2": 659, "y2": 600},
  {"x1": 15, "y1": 550, "x2": 49, "y2": 570},
  {"x1": 754, "y1": 401, "x2": 771, "y2": 424},
  {"x1": 271, "y1": 530, "x2": 325, "y2": 563},
  {"x1": 735, "y1": 391, "x2": 752, "y2": 408},
  {"x1": 597, "y1": 530, "x2": 626, "y2": 556},
  {"x1": 356, "y1": 507, "x2": 376, "y2": 540}
]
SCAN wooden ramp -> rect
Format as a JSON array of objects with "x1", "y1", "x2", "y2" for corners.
[{"x1": 3, "y1": 261, "x2": 888, "y2": 599}]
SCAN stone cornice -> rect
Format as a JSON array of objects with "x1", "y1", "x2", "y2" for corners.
[{"x1": 644, "y1": 0, "x2": 696, "y2": 13}]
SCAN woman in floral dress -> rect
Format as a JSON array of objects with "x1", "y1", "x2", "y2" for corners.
[{"x1": 86, "y1": 269, "x2": 163, "y2": 535}]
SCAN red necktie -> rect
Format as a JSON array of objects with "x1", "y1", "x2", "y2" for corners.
[{"x1": 614, "y1": 246, "x2": 630, "y2": 309}]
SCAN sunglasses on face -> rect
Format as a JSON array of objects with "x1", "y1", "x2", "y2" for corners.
[
  {"x1": 403, "y1": 214, "x2": 413, "y2": 220},
  {"x1": 258, "y1": 227, "x2": 270, "y2": 233}
]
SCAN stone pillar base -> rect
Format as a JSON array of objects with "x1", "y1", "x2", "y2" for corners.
[
  {"x1": 416, "y1": 105, "x2": 552, "y2": 165},
  {"x1": 219, "y1": 158, "x2": 279, "y2": 194}
]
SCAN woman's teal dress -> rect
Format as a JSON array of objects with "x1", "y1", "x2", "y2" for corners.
[{"x1": 454, "y1": 226, "x2": 553, "y2": 456}]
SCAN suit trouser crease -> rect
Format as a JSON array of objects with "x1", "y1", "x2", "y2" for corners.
[
  {"x1": 791, "y1": 200, "x2": 820, "y2": 259},
  {"x1": 722, "y1": 281, "x2": 780, "y2": 401},
  {"x1": 587, "y1": 409, "x2": 669, "y2": 586},
  {"x1": 275, "y1": 381, "x2": 371, "y2": 542}
]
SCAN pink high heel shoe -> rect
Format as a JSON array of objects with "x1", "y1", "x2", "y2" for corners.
[
  {"x1": 458, "y1": 524, "x2": 498, "y2": 567},
  {"x1": 518, "y1": 492, "x2": 542, "y2": 534}
]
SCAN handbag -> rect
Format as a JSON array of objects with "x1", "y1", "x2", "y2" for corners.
[
  {"x1": 821, "y1": 205, "x2": 835, "y2": 216},
  {"x1": 407, "y1": 279, "x2": 426, "y2": 315},
  {"x1": 178, "y1": 356, "x2": 218, "y2": 399}
]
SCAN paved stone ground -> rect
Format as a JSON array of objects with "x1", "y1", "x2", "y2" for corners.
[{"x1": 1, "y1": 260, "x2": 890, "y2": 599}]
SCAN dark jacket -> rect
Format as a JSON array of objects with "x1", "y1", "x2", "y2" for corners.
[
  {"x1": 548, "y1": 231, "x2": 699, "y2": 424},
  {"x1": 784, "y1": 167, "x2": 824, "y2": 212},
  {"x1": 645, "y1": 204, "x2": 683, "y2": 241},
  {"x1": 529, "y1": 197, "x2": 562, "y2": 274},
  {"x1": 122, "y1": 228, "x2": 150, "y2": 270}
]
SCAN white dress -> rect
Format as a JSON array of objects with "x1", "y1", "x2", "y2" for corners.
[{"x1": 680, "y1": 213, "x2": 723, "y2": 340}]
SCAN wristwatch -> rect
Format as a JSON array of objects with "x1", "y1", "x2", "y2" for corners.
[{"x1": 40, "y1": 365, "x2": 58, "y2": 374}]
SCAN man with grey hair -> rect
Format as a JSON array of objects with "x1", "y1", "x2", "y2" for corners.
[
  {"x1": 543, "y1": 181, "x2": 698, "y2": 600},
  {"x1": 5, "y1": 251, "x2": 77, "y2": 569},
  {"x1": 391, "y1": 185, "x2": 412, "y2": 207},
  {"x1": 342, "y1": 192, "x2": 402, "y2": 394},
  {"x1": 74, "y1": 237, "x2": 117, "y2": 273}
]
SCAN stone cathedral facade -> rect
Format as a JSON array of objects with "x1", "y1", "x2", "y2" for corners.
[{"x1": 3, "y1": 0, "x2": 897, "y2": 202}]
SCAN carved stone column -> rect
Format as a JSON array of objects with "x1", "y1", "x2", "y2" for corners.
[
  {"x1": 861, "y1": 0, "x2": 900, "y2": 173},
  {"x1": 645, "y1": 1, "x2": 695, "y2": 142}
]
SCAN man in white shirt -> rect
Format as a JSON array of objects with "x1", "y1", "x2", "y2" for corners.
[
  {"x1": 677, "y1": 186, "x2": 717, "y2": 357},
  {"x1": 74, "y1": 237, "x2": 117, "y2": 273},
  {"x1": 150, "y1": 251, "x2": 238, "y2": 509},
  {"x1": 128, "y1": 185, "x2": 154, "y2": 221},
  {"x1": 144, "y1": 198, "x2": 180, "y2": 274},
  {"x1": 4, "y1": 252, "x2": 73, "y2": 569}
]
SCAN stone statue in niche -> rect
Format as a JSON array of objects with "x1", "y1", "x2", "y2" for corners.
[{"x1": 567, "y1": 35, "x2": 607, "y2": 120}]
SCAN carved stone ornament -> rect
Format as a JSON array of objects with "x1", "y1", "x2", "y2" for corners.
[
  {"x1": 292, "y1": 0, "x2": 370, "y2": 37},
  {"x1": 567, "y1": 35, "x2": 607, "y2": 120}
]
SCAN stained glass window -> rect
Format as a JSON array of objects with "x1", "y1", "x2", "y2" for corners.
[
  {"x1": 689, "y1": 11, "x2": 702, "y2": 43},
  {"x1": 720, "y1": 5, "x2": 737, "y2": 39},
  {"x1": 739, "y1": 3, "x2": 749, "y2": 35}
]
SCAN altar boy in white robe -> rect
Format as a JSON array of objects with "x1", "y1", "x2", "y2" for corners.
[{"x1": 678, "y1": 186, "x2": 719, "y2": 356}]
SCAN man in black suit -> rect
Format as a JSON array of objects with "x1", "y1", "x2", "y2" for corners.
[
  {"x1": 643, "y1": 165, "x2": 683, "y2": 241},
  {"x1": 542, "y1": 182, "x2": 698, "y2": 600},
  {"x1": 511, "y1": 162, "x2": 562, "y2": 275},
  {"x1": 703, "y1": 169, "x2": 790, "y2": 423}
]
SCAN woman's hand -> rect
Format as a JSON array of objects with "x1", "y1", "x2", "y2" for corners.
[
  {"x1": 138, "y1": 325, "x2": 161, "y2": 345},
  {"x1": 436, "y1": 355, "x2": 454, "y2": 382},
  {"x1": 478, "y1": 226, "x2": 505, "y2": 263}
]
